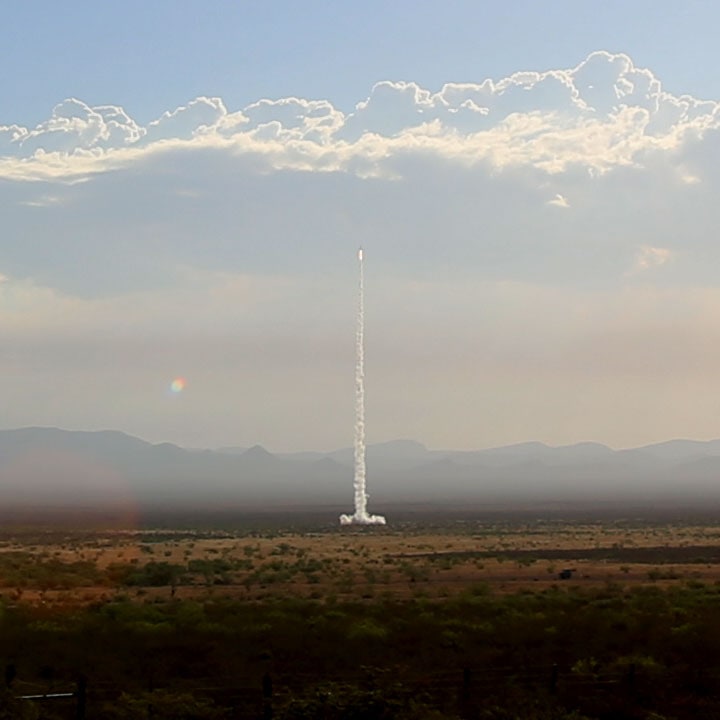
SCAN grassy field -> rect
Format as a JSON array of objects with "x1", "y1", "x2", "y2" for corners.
[{"x1": 3, "y1": 510, "x2": 720, "y2": 605}]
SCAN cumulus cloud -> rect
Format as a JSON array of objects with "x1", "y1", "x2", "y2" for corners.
[
  {"x1": 632, "y1": 246, "x2": 673, "y2": 273},
  {"x1": 15, "y1": 99, "x2": 144, "y2": 156},
  {"x1": 239, "y1": 97, "x2": 344, "y2": 142},
  {"x1": 1, "y1": 50, "x2": 719, "y2": 183},
  {"x1": 548, "y1": 193, "x2": 570, "y2": 208},
  {"x1": 143, "y1": 96, "x2": 227, "y2": 144}
]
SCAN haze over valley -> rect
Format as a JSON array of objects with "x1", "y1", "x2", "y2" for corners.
[{"x1": 3, "y1": 427, "x2": 720, "y2": 509}]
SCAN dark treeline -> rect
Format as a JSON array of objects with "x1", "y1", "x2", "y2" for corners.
[{"x1": 3, "y1": 582, "x2": 720, "y2": 718}]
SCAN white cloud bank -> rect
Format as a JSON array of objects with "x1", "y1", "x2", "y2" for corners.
[{"x1": 1, "y1": 51, "x2": 719, "y2": 181}]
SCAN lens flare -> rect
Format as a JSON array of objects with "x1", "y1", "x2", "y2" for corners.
[{"x1": 170, "y1": 377, "x2": 187, "y2": 393}]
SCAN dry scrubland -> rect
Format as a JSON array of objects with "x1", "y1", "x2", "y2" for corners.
[
  {"x1": 4, "y1": 518, "x2": 720, "y2": 605},
  {"x1": 6, "y1": 514, "x2": 720, "y2": 718}
]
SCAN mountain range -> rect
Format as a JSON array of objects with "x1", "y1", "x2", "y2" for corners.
[{"x1": 1, "y1": 427, "x2": 720, "y2": 509}]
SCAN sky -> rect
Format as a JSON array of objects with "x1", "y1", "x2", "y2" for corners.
[{"x1": 3, "y1": 1, "x2": 720, "y2": 451}]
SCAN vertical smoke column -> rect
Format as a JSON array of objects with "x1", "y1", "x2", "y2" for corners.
[{"x1": 340, "y1": 248, "x2": 386, "y2": 526}]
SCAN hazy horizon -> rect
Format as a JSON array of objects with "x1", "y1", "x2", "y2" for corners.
[
  {"x1": 4, "y1": 424, "x2": 720, "y2": 456},
  {"x1": 4, "y1": 425, "x2": 720, "y2": 511}
]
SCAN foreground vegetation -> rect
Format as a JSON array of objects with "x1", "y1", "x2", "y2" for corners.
[
  {"x1": 4, "y1": 582, "x2": 720, "y2": 718},
  {"x1": 3, "y1": 515, "x2": 720, "y2": 718}
]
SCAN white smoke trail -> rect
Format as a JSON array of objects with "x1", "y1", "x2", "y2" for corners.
[{"x1": 340, "y1": 248, "x2": 386, "y2": 526}]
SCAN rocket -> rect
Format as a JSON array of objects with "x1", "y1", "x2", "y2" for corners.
[{"x1": 358, "y1": 247, "x2": 363, "y2": 261}]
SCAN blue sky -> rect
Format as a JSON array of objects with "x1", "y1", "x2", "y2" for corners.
[
  {"x1": 4, "y1": 1, "x2": 720, "y2": 126},
  {"x1": 3, "y1": 2, "x2": 720, "y2": 451}
]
